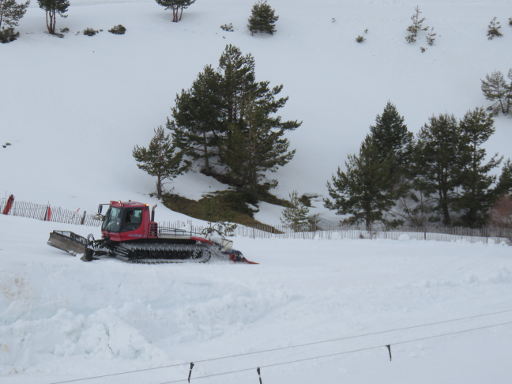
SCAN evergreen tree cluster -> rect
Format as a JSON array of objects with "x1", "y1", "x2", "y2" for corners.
[
  {"x1": 325, "y1": 103, "x2": 510, "y2": 229},
  {"x1": 169, "y1": 44, "x2": 300, "y2": 202}
]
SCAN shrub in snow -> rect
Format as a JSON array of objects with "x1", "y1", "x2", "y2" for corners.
[
  {"x1": 83, "y1": 27, "x2": 98, "y2": 36},
  {"x1": 202, "y1": 221, "x2": 237, "y2": 238},
  {"x1": 481, "y1": 70, "x2": 512, "y2": 115},
  {"x1": 220, "y1": 23, "x2": 234, "y2": 32},
  {"x1": 248, "y1": 1, "x2": 278, "y2": 35},
  {"x1": 355, "y1": 35, "x2": 365, "y2": 43},
  {"x1": 0, "y1": 26, "x2": 18, "y2": 43},
  {"x1": 509, "y1": 17, "x2": 512, "y2": 26},
  {"x1": 426, "y1": 26, "x2": 436, "y2": 45},
  {"x1": 109, "y1": 24, "x2": 126, "y2": 35},
  {"x1": 487, "y1": 17, "x2": 503, "y2": 39},
  {"x1": 38, "y1": 0, "x2": 69, "y2": 35},
  {"x1": 155, "y1": 0, "x2": 196, "y2": 23}
]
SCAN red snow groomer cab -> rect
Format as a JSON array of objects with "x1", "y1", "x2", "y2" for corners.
[{"x1": 48, "y1": 201, "x2": 255, "y2": 264}]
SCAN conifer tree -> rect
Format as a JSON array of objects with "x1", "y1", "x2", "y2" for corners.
[
  {"x1": 170, "y1": 65, "x2": 224, "y2": 173},
  {"x1": 481, "y1": 70, "x2": 512, "y2": 115},
  {"x1": 220, "y1": 95, "x2": 298, "y2": 199},
  {"x1": 405, "y1": 6, "x2": 427, "y2": 43},
  {"x1": 456, "y1": 108, "x2": 501, "y2": 227},
  {"x1": 369, "y1": 102, "x2": 414, "y2": 197},
  {"x1": 0, "y1": 0, "x2": 29, "y2": 30},
  {"x1": 281, "y1": 191, "x2": 310, "y2": 231},
  {"x1": 133, "y1": 126, "x2": 190, "y2": 198},
  {"x1": 155, "y1": 0, "x2": 196, "y2": 22},
  {"x1": 487, "y1": 17, "x2": 503, "y2": 39},
  {"x1": 495, "y1": 159, "x2": 512, "y2": 197},
  {"x1": 38, "y1": 0, "x2": 69, "y2": 35},
  {"x1": 325, "y1": 136, "x2": 394, "y2": 230},
  {"x1": 248, "y1": 0, "x2": 278, "y2": 35},
  {"x1": 414, "y1": 114, "x2": 461, "y2": 225}
]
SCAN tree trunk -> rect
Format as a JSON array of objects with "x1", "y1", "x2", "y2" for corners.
[
  {"x1": 156, "y1": 175, "x2": 162, "y2": 199},
  {"x1": 440, "y1": 189, "x2": 451, "y2": 225},
  {"x1": 46, "y1": 10, "x2": 56, "y2": 34}
]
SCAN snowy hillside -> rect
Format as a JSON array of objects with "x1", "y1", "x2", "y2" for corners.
[
  {"x1": 1, "y1": 0, "x2": 511, "y2": 223},
  {"x1": 2, "y1": 215, "x2": 512, "y2": 383},
  {"x1": 2, "y1": 1, "x2": 512, "y2": 382}
]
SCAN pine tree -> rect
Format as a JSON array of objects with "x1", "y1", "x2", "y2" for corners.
[
  {"x1": 281, "y1": 191, "x2": 310, "y2": 231},
  {"x1": 133, "y1": 126, "x2": 190, "y2": 198},
  {"x1": 414, "y1": 114, "x2": 461, "y2": 226},
  {"x1": 170, "y1": 65, "x2": 224, "y2": 173},
  {"x1": 220, "y1": 94, "x2": 298, "y2": 199},
  {"x1": 495, "y1": 159, "x2": 512, "y2": 197},
  {"x1": 487, "y1": 17, "x2": 503, "y2": 39},
  {"x1": 38, "y1": 0, "x2": 69, "y2": 35},
  {"x1": 0, "y1": 0, "x2": 29, "y2": 30},
  {"x1": 155, "y1": 0, "x2": 196, "y2": 22},
  {"x1": 481, "y1": 70, "x2": 512, "y2": 115},
  {"x1": 405, "y1": 6, "x2": 427, "y2": 43},
  {"x1": 218, "y1": 46, "x2": 299, "y2": 199},
  {"x1": 456, "y1": 108, "x2": 501, "y2": 227},
  {"x1": 325, "y1": 136, "x2": 394, "y2": 230},
  {"x1": 369, "y1": 102, "x2": 414, "y2": 197},
  {"x1": 248, "y1": 1, "x2": 278, "y2": 35}
]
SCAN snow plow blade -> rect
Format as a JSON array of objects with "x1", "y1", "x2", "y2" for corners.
[{"x1": 47, "y1": 230, "x2": 88, "y2": 256}]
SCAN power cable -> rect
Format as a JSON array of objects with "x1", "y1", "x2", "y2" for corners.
[
  {"x1": 48, "y1": 308, "x2": 512, "y2": 384},
  {"x1": 159, "y1": 319, "x2": 512, "y2": 384}
]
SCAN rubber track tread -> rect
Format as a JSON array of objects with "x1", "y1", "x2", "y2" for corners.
[{"x1": 112, "y1": 242, "x2": 212, "y2": 264}]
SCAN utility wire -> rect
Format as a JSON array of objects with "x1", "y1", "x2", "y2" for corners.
[
  {"x1": 159, "y1": 319, "x2": 512, "y2": 384},
  {"x1": 48, "y1": 308, "x2": 512, "y2": 384}
]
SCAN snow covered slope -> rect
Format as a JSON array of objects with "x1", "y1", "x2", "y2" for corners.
[
  {"x1": 1, "y1": 0, "x2": 511, "y2": 220},
  {"x1": 2, "y1": 3, "x2": 512, "y2": 381},
  {"x1": 1, "y1": 215, "x2": 512, "y2": 383}
]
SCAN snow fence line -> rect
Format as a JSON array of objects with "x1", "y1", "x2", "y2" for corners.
[{"x1": 1, "y1": 197, "x2": 510, "y2": 246}]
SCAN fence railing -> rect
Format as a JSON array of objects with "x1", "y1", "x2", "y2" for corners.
[
  {"x1": 2, "y1": 197, "x2": 510, "y2": 245},
  {"x1": 0, "y1": 197, "x2": 103, "y2": 227}
]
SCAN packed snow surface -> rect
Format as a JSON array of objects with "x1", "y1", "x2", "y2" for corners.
[{"x1": 1, "y1": 215, "x2": 512, "y2": 383}]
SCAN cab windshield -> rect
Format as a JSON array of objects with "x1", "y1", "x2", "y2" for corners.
[{"x1": 101, "y1": 207, "x2": 143, "y2": 233}]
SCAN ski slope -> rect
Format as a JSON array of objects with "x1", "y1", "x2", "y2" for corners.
[{"x1": 1, "y1": 215, "x2": 512, "y2": 383}]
